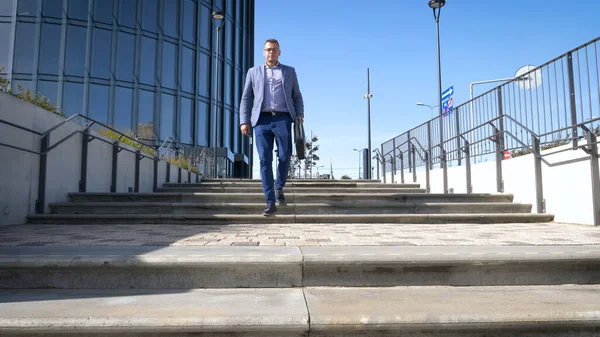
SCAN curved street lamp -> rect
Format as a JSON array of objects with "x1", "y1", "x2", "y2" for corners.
[
  {"x1": 212, "y1": 11, "x2": 224, "y2": 178},
  {"x1": 416, "y1": 102, "x2": 439, "y2": 120},
  {"x1": 428, "y1": 0, "x2": 447, "y2": 193}
]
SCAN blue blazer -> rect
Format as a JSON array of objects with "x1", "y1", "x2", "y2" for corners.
[{"x1": 239, "y1": 63, "x2": 304, "y2": 127}]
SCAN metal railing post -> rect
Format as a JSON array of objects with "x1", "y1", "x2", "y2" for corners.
[
  {"x1": 493, "y1": 124, "x2": 504, "y2": 193},
  {"x1": 407, "y1": 131, "x2": 412, "y2": 174},
  {"x1": 166, "y1": 144, "x2": 171, "y2": 183},
  {"x1": 424, "y1": 151, "x2": 430, "y2": 193},
  {"x1": 411, "y1": 145, "x2": 417, "y2": 183},
  {"x1": 153, "y1": 157, "x2": 159, "y2": 192},
  {"x1": 391, "y1": 155, "x2": 396, "y2": 184},
  {"x1": 497, "y1": 88, "x2": 505, "y2": 193},
  {"x1": 110, "y1": 141, "x2": 119, "y2": 192},
  {"x1": 427, "y1": 121, "x2": 433, "y2": 169},
  {"x1": 586, "y1": 131, "x2": 600, "y2": 226},
  {"x1": 442, "y1": 147, "x2": 448, "y2": 194},
  {"x1": 381, "y1": 144, "x2": 386, "y2": 183},
  {"x1": 35, "y1": 134, "x2": 49, "y2": 214},
  {"x1": 392, "y1": 138, "x2": 396, "y2": 182},
  {"x1": 134, "y1": 150, "x2": 141, "y2": 192},
  {"x1": 455, "y1": 107, "x2": 461, "y2": 166},
  {"x1": 567, "y1": 52, "x2": 579, "y2": 149},
  {"x1": 464, "y1": 139, "x2": 472, "y2": 194},
  {"x1": 178, "y1": 149, "x2": 182, "y2": 183},
  {"x1": 79, "y1": 126, "x2": 89, "y2": 192},
  {"x1": 399, "y1": 151, "x2": 404, "y2": 184},
  {"x1": 532, "y1": 135, "x2": 545, "y2": 213}
]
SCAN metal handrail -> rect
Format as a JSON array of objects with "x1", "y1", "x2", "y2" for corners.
[{"x1": 0, "y1": 112, "x2": 202, "y2": 214}]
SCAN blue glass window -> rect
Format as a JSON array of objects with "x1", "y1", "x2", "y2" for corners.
[
  {"x1": 224, "y1": 63, "x2": 232, "y2": 106},
  {"x1": 162, "y1": 0, "x2": 178, "y2": 38},
  {"x1": 43, "y1": 0, "x2": 63, "y2": 18},
  {"x1": 182, "y1": 0, "x2": 196, "y2": 43},
  {"x1": 116, "y1": 31, "x2": 135, "y2": 82},
  {"x1": 140, "y1": 36, "x2": 156, "y2": 85},
  {"x1": 198, "y1": 52, "x2": 210, "y2": 97},
  {"x1": 225, "y1": 20, "x2": 232, "y2": 61},
  {"x1": 39, "y1": 23, "x2": 62, "y2": 75},
  {"x1": 137, "y1": 89, "x2": 156, "y2": 140},
  {"x1": 141, "y1": 0, "x2": 157, "y2": 32},
  {"x1": 118, "y1": 0, "x2": 137, "y2": 28},
  {"x1": 180, "y1": 97, "x2": 193, "y2": 144},
  {"x1": 224, "y1": 108, "x2": 231, "y2": 149},
  {"x1": 12, "y1": 80, "x2": 34, "y2": 93},
  {"x1": 0, "y1": 23, "x2": 10, "y2": 70},
  {"x1": 13, "y1": 23, "x2": 36, "y2": 74},
  {"x1": 0, "y1": 1, "x2": 14, "y2": 16},
  {"x1": 17, "y1": 0, "x2": 38, "y2": 16},
  {"x1": 214, "y1": 0, "x2": 223, "y2": 10},
  {"x1": 199, "y1": 5, "x2": 210, "y2": 49},
  {"x1": 62, "y1": 81, "x2": 84, "y2": 116},
  {"x1": 182, "y1": 47, "x2": 195, "y2": 93},
  {"x1": 65, "y1": 24, "x2": 87, "y2": 77},
  {"x1": 68, "y1": 0, "x2": 88, "y2": 20},
  {"x1": 37, "y1": 80, "x2": 59, "y2": 107},
  {"x1": 114, "y1": 86, "x2": 133, "y2": 132},
  {"x1": 91, "y1": 28, "x2": 112, "y2": 79},
  {"x1": 160, "y1": 93, "x2": 175, "y2": 140},
  {"x1": 88, "y1": 84, "x2": 109, "y2": 124},
  {"x1": 161, "y1": 41, "x2": 176, "y2": 89},
  {"x1": 94, "y1": 0, "x2": 113, "y2": 24},
  {"x1": 196, "y1": 100, "x2": 208, "y2": 146}
]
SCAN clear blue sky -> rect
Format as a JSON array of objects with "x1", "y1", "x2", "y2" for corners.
[{"x1": 251, "y1": 0, "x2": 600, "y2": 179}]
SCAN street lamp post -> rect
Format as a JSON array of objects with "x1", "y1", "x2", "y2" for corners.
[
  {"x1": 212, "y1": 11, "x2": 224, "y2": 179},
  {"x1": 416, "y1": 102, "x2": 439, "y2": 120},
  {"x1": 429, "y1": 0, "x2": 447, "y2": 193},
  {"x1": 363, "y1": 68, "x2": 373, "y2": 180},
  {"x1": 353, "y1": 148, "x2": 361, "y2": 179}
]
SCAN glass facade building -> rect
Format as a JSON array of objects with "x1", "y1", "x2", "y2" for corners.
[{"x1": 0, "y1": 0, "x2": 255, "y2": 178}]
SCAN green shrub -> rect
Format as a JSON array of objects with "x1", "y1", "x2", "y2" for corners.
[{"x1": 0, "y1": 66, "x2": 64, "y2": 116}]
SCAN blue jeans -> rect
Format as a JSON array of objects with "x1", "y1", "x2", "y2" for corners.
[{"x1": 254, "y1": 114, "x2": 293, "y2": 203}]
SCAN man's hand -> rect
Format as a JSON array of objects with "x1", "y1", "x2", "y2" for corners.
[
  {"x1": 240, "y1": 123, "x2": 251, "y2": 136},
  {"x1": 297, "y1": 115, "x2": 304, "y2": 124}
]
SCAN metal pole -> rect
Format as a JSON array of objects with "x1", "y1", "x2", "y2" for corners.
[
  {"x1": 79, "y1": 127, "x2": 89, "y2": 192},
  {"x1": 586, "y1": 131, "x2": 600, "y2": 226},
  {"x1": 366, "y1": 68, "x2": 372, "y2": 180},
  {"x1": 213, "y1": 26, "x2": 221, "y2": 179},
  {"x1": 434, "y1": 7, "x2": 447, "y2": 194},
  {"x1": 532, "y1": 135, "x2": 545, "y2": 213}
]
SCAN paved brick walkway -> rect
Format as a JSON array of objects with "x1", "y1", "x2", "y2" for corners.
[{"x1": 1, "y1": 222, "x2": 599, "y2": 246}]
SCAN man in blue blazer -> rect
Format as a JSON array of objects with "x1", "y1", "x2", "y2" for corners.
[{"x1": 239, "y1": 38, "x2": 304, "y2": 216}]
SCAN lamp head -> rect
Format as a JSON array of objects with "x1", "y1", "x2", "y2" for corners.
[
  {"x1": 212, "y1": 11, "x2": 224, "y2": 20},
  {"x1": 416, "y1": 102, "x2": 425, "y2": 106},
  {"x1": 428, "y1": 0, "x2": 446, "y2": 9}
]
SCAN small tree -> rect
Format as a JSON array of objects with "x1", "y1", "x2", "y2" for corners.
[
  {"x1": 303, "y1": 134, "x2": 320, "y2": 178},
  {"x1": 340, "y1": 174, "x2": 352, "y2": 180},
  {"x1": 288, "y1": 154, "x2": 301, "y2": 179}
]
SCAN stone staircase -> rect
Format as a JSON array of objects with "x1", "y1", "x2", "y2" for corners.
[
  {"x1": 3, "y1": 179, "x2": 600, "y2": 336},
  {"x1": 27, "y1": 179, "x2": 554, "y2": 224}
]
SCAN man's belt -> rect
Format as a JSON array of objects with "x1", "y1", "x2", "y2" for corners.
[{"x1": 261, "y1": 111, "x2": 289, "y2": 116}]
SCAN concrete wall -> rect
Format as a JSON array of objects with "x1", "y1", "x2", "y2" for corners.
[
  {"x1": 0, "y1": 92, "x2": 199, "y2": 225},
  {"x1": 384, "y1": 143, "x2": 597, "y2": 225}
]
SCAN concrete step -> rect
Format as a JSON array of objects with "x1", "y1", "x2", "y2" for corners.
[
  {"x1": 2, "y1": 285, "x2": 600, "y2": 336},
  {"x1": 1, "y1": 245, "x2": 597, "y2": 289},
  {"x1": 48, "y1": 202, "x2": 533, "y2": 215},
  {"x1": 67, "y1": 192, "x2": 516, "y2": 204},
  {"x1": 0, "y1": 288, "x2": 308, "y2": 336},
  {"x1": 165, "y1": 181, "x2": 421, "y2": 189},
  {"x1": 26, "y1": 212, "x2": 554, "y2": 224},
  {"x1": 157, "y1": 187, "x2": 427, "y2": 193}
]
